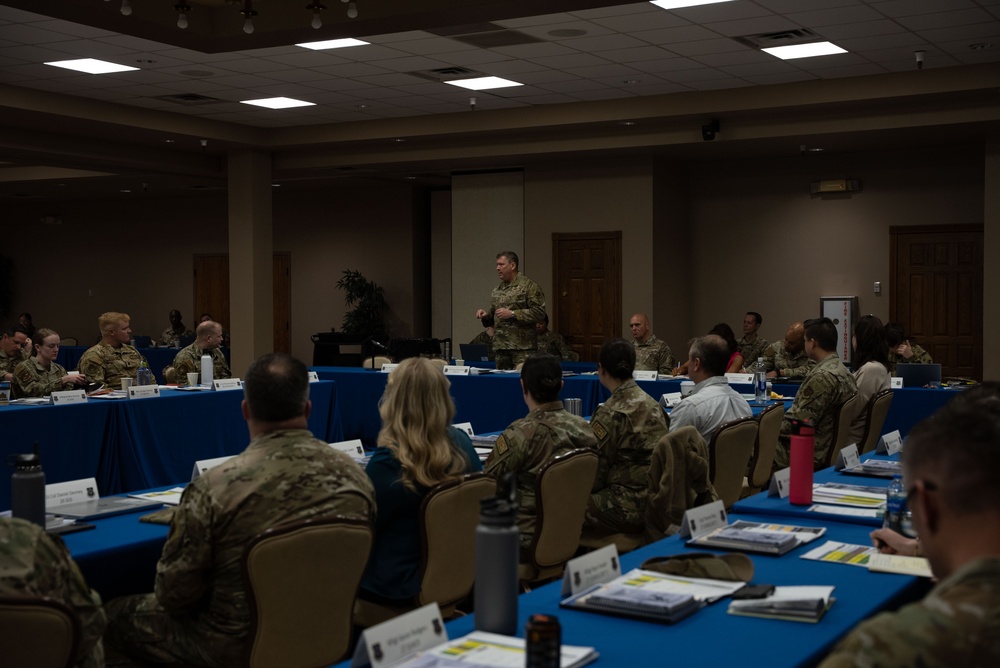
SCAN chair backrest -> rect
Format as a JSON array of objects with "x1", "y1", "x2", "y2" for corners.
[
  {"x1": 163, "y1": 366, "x2": 177, "y2": 383},
  {"x1": 58, "y1": 337, "x2": 78, "y2": 346},
  {"x1": 707, "y1": 416, "x2": 758, "y2": 509},
  {"x1": 360, "y1": 355, "x2": 393, "y2": 370},
  {"x1": 826, "y1": 392, "x2": 864, "y2": 467},
  {"x1": 242, "y1": 516, "x2": 373, "y2": 668},
  {"x1": 0, "y1": 596, "x2": 79, "y2": 668},
  {"x1": 860, "y1": 389, "x2": 894, "y2": 454},
  {"x1": 528, "y1": 449, "x2": 599, "y2": 569},
  {"x1": 417, "y1": 472, "x2": 496, "y2": 608},
  {"x1": 748, "y1": 403, "x2": 784, "y2": 489}
]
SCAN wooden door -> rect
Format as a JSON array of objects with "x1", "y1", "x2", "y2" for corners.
[
  {"x1": 890, "y1": 224, "x2": 983, "y2": 380},
  {"x1": 193, "y1": 253, "x2": 291, "y2": 354},
  {"x1": 552, "y1": 232, "x2": 622, "y2": 362}
]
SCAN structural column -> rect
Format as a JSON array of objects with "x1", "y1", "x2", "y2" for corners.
[{"x1": 228, "y1": 149, "x2": 273, "y2": 375}]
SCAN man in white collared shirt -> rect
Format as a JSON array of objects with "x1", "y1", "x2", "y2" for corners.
[{"x1": 669, "y1": 334, "x2": 751, "y2": 442}]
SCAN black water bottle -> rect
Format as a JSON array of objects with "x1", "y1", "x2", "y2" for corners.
[
  {"x1": 474, "y1": 474, "x2": 519, "y2": 635},
  {"x1": 12, "y1": 449, "x2": 46, "y2": 527}
]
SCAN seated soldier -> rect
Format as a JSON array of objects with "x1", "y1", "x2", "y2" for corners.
[
  {"x1": 885, "y1": 322, "x2": 933, "y2": 374},
  {"x1": 170, "y1": 320, "x2": 231, "y2": 385},
  {"x1": 76, "y1": 312, "x2": 148, "y2": 389},
  {"x1": 535, "y1": 314, "x2": 574, "y2": 361},
  {"x1": 761, "y1": 321, "x2": 816, "y2": 379},
  {"x1": 469, "y1": 313, "x2": 495, "y2": 361},
  {"x1": 629, "y1": 312, "x2": 675, "y2": 374}
]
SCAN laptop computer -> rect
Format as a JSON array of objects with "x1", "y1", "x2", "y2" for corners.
[
  {"x1": 53, "y1": 495, "x2": 165, "y2": 521},
  {"x1": 895, "y1": 363, "x2": 942, "y2": 388},
  {"x1": 460, "y1": 343, "x2": 490, "y2": 362}
]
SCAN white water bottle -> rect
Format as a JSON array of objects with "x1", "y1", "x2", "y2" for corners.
[
  {"x1": 754, "y1": 356, "x2": 767, "y2": 403},
  {"x1": 201, "y1": 353, "x2": 213, "y2": 388}
]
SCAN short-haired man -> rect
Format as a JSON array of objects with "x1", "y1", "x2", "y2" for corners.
[
  {"x1": 774, "y1": 317, "x2": 857, "y2": 470},
  {"x1": 0, "y1": 516, "x2": 106, "y2": 668},
  {"x1": 535, "y1": 314, "x2": 574, "y2": 361},
  {"x1": 669, "y1": 334, "x2": 752, "y2": 442},
  {"x1": 170, "y1": 320, "x2": 231, "y2": 386},
  {"x1": 104, "y1": 353, "x2": 376, "y2": 667},
  {"x1": 738, "y1": 311, "x2": 769, "y2": 368},
  {"x1": 485, "y1": 353, "x2": 597, "y2": 550},
  {"x1": 761, "y1": 321, "x2": 816, "y2": 379},
  {"x1": 475, "y1": 251, "x2": 547, "y2": 370},
  {"x1": 821, "y1": 388, "x2": 1000, "y2": 667},
  {"x1": 0, "y1": 323, "x2": 30, "y2": 382},
  {"x1": 77, "y1": 312, "x2": 148, "y2": 389},
  {"x1": 158, "y1": 309, "x2": 194, "y2": 348},
  {"x1": 629, "y1": 312, "x2": 675, "y2": 374}
]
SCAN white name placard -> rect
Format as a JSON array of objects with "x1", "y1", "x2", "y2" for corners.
[
  {"x1": 877, "y1": 429, "x2": 903, "y2": 455},
  {"x1": 213, "y1": 378, "x2": 243, "y2": 391},
  {"x1": 192, "y1": 455, "x2": 235, "y2": 481},
  {"x1": 725, "y1": 373, "x2": 754, "y2": 384},
  {"x1": 835, "y1": 443, "x2": 860, "y2": 471},
  {"x1": 128, "y1": 385, "x2": 160, "y2": 399},
  {"x1": 51, "y1": 389, "x2": 87, "y2": 405},
  {"x1": 351, "y1": 603, "x2": 446, "y2": 668},
  {"x1": 452, "y1": 422, "x2": 475, "y2": 437},
  {"x1": 380, "y1": 364, "x2": 399, "y2": 373},
  {"x1": 632, "y1": 370, "x2": 657, "y2": 381},
  {"x1": 679, "y1": 499, "x2": 727, "y2": 539},
  {"x1": 768, "y1": 467, "x2": 791, "y2": 498},
  {"x1": 330, "y1": 439, "x2": 366, "y2": 461},
  {"x1": 890, "y1": 377, "x2": 903, "y2": 389},
  {"x1": 45, "y1": 478, "x2": 99, "y2": 510},
  {"x1": 443, "y1": 365, "x2": 472, "y2": 376},
  {"x1": 308, "y1": 371, "x2": 320, "y2": 383},
  {"x1": 659, "y1": 392, "x2": 682, "y2": 408},
  {"x1": 562, "y1": 543, "x2": 621, "y2": 596}
]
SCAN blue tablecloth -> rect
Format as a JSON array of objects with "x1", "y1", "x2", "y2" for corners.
[
  {"x1": 881, "y1": 386, "x2": 965, "y2": 437},
  {"x1": 57, "y1": 346, "x2": 232, "y2": 384},
  {"x1": 0, "y1": 381, "x2": 342, "y2": 508}
]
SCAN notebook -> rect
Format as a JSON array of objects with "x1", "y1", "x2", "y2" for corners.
[
  {"x1": 53, "y1": 495, "x2": 164, "y2": 520},
  {"x1": 895, "y1": 363, "x2": 942, "y2": 388},
  {"x1": 460, "y1": 343, "x2": 490, "y2": 362}
]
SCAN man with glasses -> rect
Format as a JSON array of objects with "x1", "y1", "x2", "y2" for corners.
[
  {"x1": 0, "y1": 324, "x2": 31, "y2": 382},
  {"x1": 821, "y1": 384, "x2": 1000, "y2": 667}
]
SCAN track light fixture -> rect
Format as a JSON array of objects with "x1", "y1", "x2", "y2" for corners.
[
  {"x1": 175, "y1": 4, "x2": 191, "y2": 29},
  {"x1": 701, "y1": 119, "x2": 720, "y2": 141},
  {"x1": 347, "y1": 1, "x2": 358, "y2": 19},
  {"x1": 120, "y1": 0, "x2": 132, "y2": 16},
  {"x1": 241, "y1": 0, "x2": 258, "y2": 34},
  {"x1": 307, "y1": 2, "x2": 327, "y2": 29}
]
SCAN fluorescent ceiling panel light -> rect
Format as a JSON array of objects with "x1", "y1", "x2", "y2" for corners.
[
  {"x1": 445, "y1": 76, "x2": 523, "y2": 91},
  {"x1": 296, "y1": 38, "x2": 369, "y2": 50},
  {"x1": 650, "y1": 0, "x2": 735, "y2": 9},
  {"x1": 240, "y1": 97, "x2": 316, "y2": 109},
  {"x1": 762, "y1": 42, "x2": 847, "y2": 60},
  {"x1": 44, "y1": 58, "x2": 138, "y2": 74}
]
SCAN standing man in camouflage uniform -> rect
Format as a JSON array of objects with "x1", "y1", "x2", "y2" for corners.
[
  {"x1": 535, "y1": 314, "x2": 574, "y2": 361},
  {"x1": 475, "y1": 251, "x2": 546, "y2": 370},
  {"x1": 158, "y1": 309, "x2": 194, "y2": 348},
  {"x1": 104, "y1": 353, "x2": 376, "y2": 667},
  {"x1": 583, "y1": 339, "x2": 669, "y2": 543},
  {"x1": 0, "y1": 323, "x2": 30, "y2": 382},
  {"x1": 170, "y1": 320, "x2": 231, "y2": 386},
  {"x1": 629, "y1": 312, "x2": 675, "y2": 374},
  {"x1": 738, "y1": 311, "x2": 769, "y2": 369},
  {"x1": 0, "y1": 516, "x2": 106, "y2": 668},
  {"x1": 820, "y1": 386, "x2": 1000, "y2": 667},
  {"x1": 761, "y1": 321, "x2": 816, "y2": 379},
  {"x1": 774, "y1": 317, "x2": 858, "y2": 470},
  {"x1": 486, "y1": 354, "x2": 597, "y2": 550},
  {"x1": 76, "y1": 312, "x2": 147, "y2": 390}
]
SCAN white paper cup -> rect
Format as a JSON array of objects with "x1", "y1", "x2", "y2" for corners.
[
  {"x1": 680, "y1": 380, "x2": 695, "y2": 397},
  {"x1": 187, "y1": 372, "x2": 199, "y2": 386},
  {"x1": 455, "y1": 359, "x2": 465, "y2": 366},
  {"x1": 121, "y1": 378, "x2": 134, "y2": 390}
]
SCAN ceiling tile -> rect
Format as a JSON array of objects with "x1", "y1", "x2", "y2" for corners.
[
  {"x1": 815, "y1": 19, "x2": 909, "y2": 39},
  {"x1": 260, "y1": 51, "x2": 352, "y2": 69},
  {"x1": 586, "y1": 9, "x2": 691, "y2": 32},
  {"x1": 704, "y1": 16, "x2": 802, "y2": 37},
  {"x1": 897, "y1": 8, "x2": 995, "y2": 30},
  {"x1": 597, "y1": 44, "x2": 679, "y2": 63},
  {"x1": 0, "y1": 23, "x2": 76, "y2": 45},
  {"x1": 528, "y1": 52, "x2": 613, "y2": 69},
  {"x1": 917, "y1": 22, "x2": 1000, "y2": 43},
  {"x1": 631, "y1": 24, "x2": 722, "y2": 45},
  {"x1": 365, "y1": 55, "x2": 455, "y2": 73},
  {"x1": 668, "y1": 38, "x2": 753, "y2": 57},
  {"x1": 786, "y1": 4, "x2": 886, "y2": 26},
  {"x1": 871, "y1": 0, "x2": 979, "y2": 18}
]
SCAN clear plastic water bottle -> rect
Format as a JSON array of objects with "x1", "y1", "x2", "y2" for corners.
[
  {"x1": 883, "y1": 474, "x2": 906, "y2": 534},
  {"x1": 754, "y1": 356, "x2": 767, "y2": 403},
  {"x1": 136, "y1": 360, "x2": 154, "y2": 386}
]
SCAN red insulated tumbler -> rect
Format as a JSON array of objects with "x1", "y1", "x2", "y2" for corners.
[{"x1": 789, "y1": 419, "x2": 815, "y2": 505}]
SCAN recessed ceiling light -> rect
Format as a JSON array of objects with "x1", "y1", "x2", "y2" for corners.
[
  {"x1": 808, "y1": 147, "x2": 824, "y2": 152},
  {"x1": 163, "y1": 139, "x2": 175, "y2": 144},
  {"x1": 445, "y1": 76, "x2": 523, "y2": 91},
  {"x1": 620, "y1": 121, "x2": 637, "y2": 126},
  {"x1": 271, "y1": 183, "x2": 281, "y2": 187},
  {"x1": 404, "y1": 176, "x2": 417, "y2": 180},
  {"x1": 240, "y1": 97, "x2": 315, "y2": 109},
  {"x1": 120, "y1": 189, "x2": 132, "y2": 193},
  {"x1": 623, "y1": 79, "x2": 641, "y2": 85},
  {"x1": 762, "y1": 42, "x2": 846, "y2": 60},
  {"x1": 296, "y1": 38, "x2": 369, "y2": 50},
  {"x1": 393, "y1": 138, "x2": 406, "y2": 142},
  {"x1": 650, "y1": 0, "x2": 735, "y2": 9},
  {"x1": 44, "y1": 58, "x2": 138, "y2": 74}
]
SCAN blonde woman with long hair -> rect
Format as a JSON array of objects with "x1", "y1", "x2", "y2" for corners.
[{"x1": 359, "y1": 357, "x2": 482, "y2": 605}]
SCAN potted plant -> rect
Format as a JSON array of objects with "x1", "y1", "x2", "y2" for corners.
[{"x1": 336, "y1": 269, "x2": 389, "y2": 346}]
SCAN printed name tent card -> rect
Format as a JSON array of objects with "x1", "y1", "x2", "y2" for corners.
[
  {"x1": 51, "y1": 389, "x2": 87, "y2": 405},
  {"x1": 351, "y1": 603, "x2": 446, "y2": 668},
  {"x1": 213, "y1": 378, "x2": 243, "y2": 392},
  {"x1": 632, "y1": 370, "x2": 657, "y2": 381},
  {"x1": 307, "y1": 371, "x2": 320, "y2": 382},
  {"x1": 46, "y1": 478, "x2": 100, "y2": 511},
  {"x1": 769, "y1": 468, "x2": 791, "y2": 498},
  {"x1": 834, "y1": 443, "x2": 860, "y2": 471},
  {"x1": 876, "y1": 430, "x2": 902, "y2": 455},
  {"x1": 330, "y1": 440, "x2": 366, "y2": 461},
  {"x1": 562, "y1": 543, "x2": 621, "y2": 596},
  {"x1": 192, "y1": 455, "x2": 235, "y2": 481},
  {"x1": 679, "y1": 499, "x2": 728, "y2": 539},
  {"x1": 128, "y1": 385, "x2": 160, "y2": 399}
]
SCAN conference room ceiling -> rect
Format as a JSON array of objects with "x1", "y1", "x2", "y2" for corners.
[{"x1": 2, "y1": 0, "x2": 1000, "y2": 201}]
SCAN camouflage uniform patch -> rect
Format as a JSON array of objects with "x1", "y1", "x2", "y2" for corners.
[
  {"x1": 591, "y1": 420, "x2": 608, "y2": 442},
  {"x1": 495, "y1": 433, "x2": 509, "y2": 456}
]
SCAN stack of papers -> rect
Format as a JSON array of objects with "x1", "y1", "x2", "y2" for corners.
[
  {"x1": 842, "y1": 460, "x2": 902, "y2": 478},
  {"x1": 800, "y1": 541, "x2": 875, "y2": 568},
  {"x1": 391, "y1": 631, "x2": 598, "y2": 668},
  {"x1": 128, "y1": 487, "x2": 186, "y2": 506},
  {"x1": 687, "y1": 520, "x2": 826, "y2": 556},
  {"x1": 868, "y1": 553, "x2": 933, "y2": 578},
  {"x1": 812, "y1": 482, "x2": 886, "y2": 508},
  {"x1": 728, "y1": 586, "x2": 835, "y2": 623}
]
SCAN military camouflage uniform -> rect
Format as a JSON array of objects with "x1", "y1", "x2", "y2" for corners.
[
  {"x1": 0, "y1": 346, "x2": 28, "y2": 380},
  {"x1": 537, "y1": 331, "x2": 574, "y2": 361},
  {"x1": 761, "y1": 339, "x2": 815, "y2": 378},
  {"x1": 888, "y1": 343, "x2": 932, "y2": 375},
  {"x1": 104, "y1": 429, "x2": 376, "y2": 668},
  {"x1": 775, "y1": 353, "x2": 858, "y2": 470},
  {"x1": 738, "y1": 335, "x2": 770, "y2": 370},
  {"x1": 633, "y1": 335, "x2": 675, "y2": 375},
  {"x1": 171, "y1": 344, "x2": 231, "y2": 386},
  {"x1": 821, "y1": 556, "x2": 1000, "y2": 668},
  {"x1": 485, "y1": 402, "x2": 598, "y2": 548},
  {"x1": 11, "y1": 358, "x2": 74, "y2": 398},
  {"x1": 585, "y1": 379, "x2": 669, "y2": 535},
  {"x1": 469, "y1": 331, "x2": 495, "y2": 361},
  {"x1": 0, "y1": 516, "x2": 106, "y2": 668},
  {"x1": 77, "y1": 342, "x2": 147, "y2": 389},
  {"x1": 158, "y1": 326, "x2": 194, "y2": 348},
  {"x1": 488, "y1": 274, "x2": 546, "y2": 370}
]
